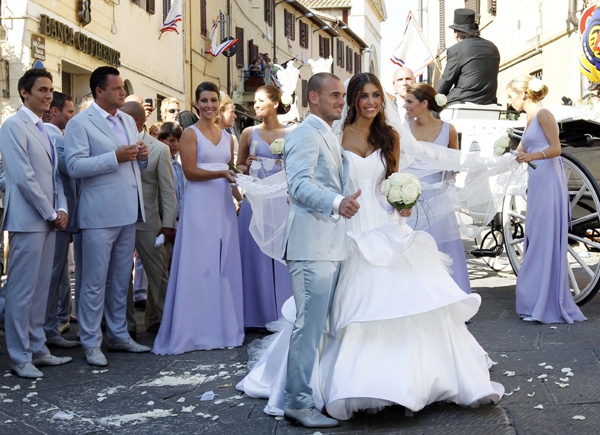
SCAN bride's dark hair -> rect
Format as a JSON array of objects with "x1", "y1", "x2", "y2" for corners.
[{"x1": 344, "y1": 73, "x2": 399, "y2": 178}]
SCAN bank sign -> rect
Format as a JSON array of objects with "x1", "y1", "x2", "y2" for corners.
[{"x1": 39, "y1": 14, "x2": 120, "y2": 66}]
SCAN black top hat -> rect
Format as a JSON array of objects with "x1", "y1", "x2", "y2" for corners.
[{"x1": 449, "y1": 8, "x2": 479, "y2": 32}]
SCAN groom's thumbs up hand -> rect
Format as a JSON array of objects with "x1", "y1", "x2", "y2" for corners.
[{"x1": 339, "y1": 189, "x2": 361, "y2": 219}]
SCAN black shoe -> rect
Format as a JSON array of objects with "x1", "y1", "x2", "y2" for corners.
[
  {"x1": 134, "y1": 300, "x2": 147, "y2": 311},
  {"x1": 147, "y1": 323, "x2": 161, "y2": 334},
  {"x1": 128, "y1": 330, "x2": 137, "y2": 340}
]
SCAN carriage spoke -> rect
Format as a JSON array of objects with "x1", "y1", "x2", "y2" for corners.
[
  {"x1": 564, "y1": 166, "x2": 572, "y2": 182},
  {"x1": 568, "y1": 234, "x2": 600, "y2": 251},
  {"x1": 570, "y1": 184, "x2": 588, "y2": 209},
  {"x1": 509, "y1": 237, "x2": 524, "y2": 246},
  {"x1": 508, "y1": 211, "x2": 525, "y2": 221},
  {"x1": 571, "y1": 212, "x2": 599, "y2": 227},
  {"x1": 567, "y1": 246, "x2": 595, "y2": 278},
  {"x1": 568, "y1": 264, "x2": 581, "y2": 295}
]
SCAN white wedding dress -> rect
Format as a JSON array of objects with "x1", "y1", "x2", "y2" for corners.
[{"x1": 236, "y1": 150, "x2": 504, "y2": 420}]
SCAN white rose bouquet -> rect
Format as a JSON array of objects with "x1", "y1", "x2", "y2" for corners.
[
  {"x1": 381, "y1": 172, "x2": 421, "y2": 210},
  {"x1": 269, "y1": 138, "x2": 285, "y2": 156},
  {"x1": 493, "y1": 134, "x2": 536, "y2": 169}
]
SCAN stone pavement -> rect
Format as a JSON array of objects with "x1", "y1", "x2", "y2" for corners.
[{"x1": 0, "y1": 258, "x2": 599, "y2": 434}]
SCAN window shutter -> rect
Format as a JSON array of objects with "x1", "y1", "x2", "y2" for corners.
[
  {"x1": 465, "y1": 0, "x2": 480, "y2": 20},
  {"x1": 319, "y1": 35, "x2": 324, "y2": 57},
  {"x1": 163, "y1": 0, "x2": 171, "y2": 23},
  {"x1": 236, "y1": 27, "x2": 244, "y2": 68},
  {"x1": 201, "y1": 0, "x2": 207, "y2": 38},
  {"x1": 439, "y1": 0, "x2": 445, "y2": 53},
  {"x1": 300, "y1": 21, "x2": 308, "y2": 49},
  {"x1": 302, "y1": 79, "x2": 307, "y2": 107},
  {"x1": 146, "y1": 0, "x2": 155, "y2": 15},
  {"x1": 488, "y1": 0, "x2": 497, "y2": 15},
  {"x1": 354, "y1": 53, "x2": 361, "y2": 74},
  {"x1": 265, "y1": 0, "x2": 273, "y2": 26},
  {"x1": 346, "y1": 47, "x2": 352, "y2": 72}
]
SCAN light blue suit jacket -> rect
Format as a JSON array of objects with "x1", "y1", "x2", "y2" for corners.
[
  {"x1": 0, "y1": 109, "x2": 66, "y2": 232},
  {"x1": 63, "y1": 104, "x2": 146, "y2": 229},
  {"x1": 46, "y1": 123, "x2": 78, "y2": 233},
  {"x1": 282, "y1": 115, "x2": 349, "y2": 261}
]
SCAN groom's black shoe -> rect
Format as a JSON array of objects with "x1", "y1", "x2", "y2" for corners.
[{"x1": 284, "y1": 407, "x2": 339, "y2": 428}]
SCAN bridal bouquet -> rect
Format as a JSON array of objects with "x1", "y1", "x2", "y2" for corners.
[
  {"x1": 493, "y1": 135, "x2": 536, "y2": 169},
  {"x1": 381, "y1": 172, "x2": 421, "y2": 210},
  {"x1": 269, "y1": 138, "x2": 285, "y2": 156}
]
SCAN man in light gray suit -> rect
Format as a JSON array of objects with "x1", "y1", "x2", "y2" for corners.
[
  {"x1": 43, "y1": 91, "x2": 80, "y2": 349},
  {"x1": 282, "y1": 73, "x2": 361, "y2": 428},
  {"x1": 120, "y1": 101, "x2": 177, "y2": 333},
  {"x1": 64, "y1": 66, "x2": 151, "y2": 367},
  {"x1": 0, "y1": 68, "x2": 71, "y2": 378}
]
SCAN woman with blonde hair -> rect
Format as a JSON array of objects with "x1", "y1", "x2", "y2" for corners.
[
  {"x1": 236, "y1": 85, "x2": 294, "y2": 328},
  {"x1": 160, "y1": 97, "x2": 180, "y2": 122},
  {"x1": 217, "y1": 97, "x2": 239, "y2": 160},
  {"x1": 507, "y1": 75, "x2": 586, "y2": 324}
]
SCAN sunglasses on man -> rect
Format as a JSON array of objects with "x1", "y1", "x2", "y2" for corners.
[{"x1": 168, "y1": 108, "x2": 180, "y2": 114}]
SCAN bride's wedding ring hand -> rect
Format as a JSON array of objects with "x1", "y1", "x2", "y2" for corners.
[{"x1": 339, "y1": 189, "x2": 362, "y2": 219}]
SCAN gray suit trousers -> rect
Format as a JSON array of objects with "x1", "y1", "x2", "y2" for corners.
[
  {"x1": 78, "y1": 224, "x2": 136, "y2": 348},
  {"x1": 5, "y1": 231, "x2": 55, "y2": 364},
  {"x1": 285, "y1": 260, "x2": 341, "y2": 409},
  {"x1": 44, "y1": 231, "x2": 71, "y2": 339},
  {"x1": 135, "y1": 230, "x2": 168, "y2": 328}
]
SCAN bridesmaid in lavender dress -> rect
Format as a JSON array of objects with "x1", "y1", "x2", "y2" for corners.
[
  {"x1": 507, "y1": 75, "x2": 586, "y2": 324},
  {"x1": 236, "y1": 85, "x2": 294, "y2": 328},
  {"x1": 152, "y1": 82, "x2": 245, "y2": 354},
  {"x1": 405, "y1": 83, "x2": 472, "y2": 294}
]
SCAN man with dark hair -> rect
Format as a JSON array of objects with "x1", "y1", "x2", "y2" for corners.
[
  {"x1": 64, "y1": 66, "x2": 151, "y2": 367},
  {"x1": 281, "y1": 72, "x2": 360, "y2": 428},
  {"x1": 120, "y1": 101, "x2": 177, "y2": 334},
  {"x1": 437, "y1": 8, "x2": 500, "y2": 106},
  {"x1": 158, "y1": 122, "x2": 185, "y2": 222},
  {"x1": 43, "y1": 91, "x2": 80, "y2": 349},
  {"x1": 0, "y1": 68, "x2": 69, "y2": 378}
]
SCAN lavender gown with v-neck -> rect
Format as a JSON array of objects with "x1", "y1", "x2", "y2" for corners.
[
  {"x1": 238, "y1": 126, "x2": 293, "y2": 328},
  {"x1": 409, "y1": 121, "x2": 471, "y2": 294},
  {"x1": 515, "y1": 112, "x2": 586, "y2": 324},
  {"x1": 152, "y1": 126, "x2": 244, "y2": 354}
]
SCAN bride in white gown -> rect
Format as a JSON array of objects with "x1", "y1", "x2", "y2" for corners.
[{"x1": 236, "y1": 73, "x2": 504, "y2": 420}]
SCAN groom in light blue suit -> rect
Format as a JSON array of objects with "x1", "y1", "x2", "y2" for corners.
[
  {"x1": 282, "y1": 73, "x2": 361, "y2": 428},
  {"x1": 64, "y1": 66, "x2": 151, "y2": 367}
]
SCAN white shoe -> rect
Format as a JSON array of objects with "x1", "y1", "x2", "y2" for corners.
[
  {"x1": 32, "y1": 354, "x2": 72, "y2": 366},
  {"x1": 84, "y1": 347, "x2": 108, "y2": 367},
  {"x1": 107, "y1": 338, "x2": 151, "y2": 353},
  {"x1": 11, "y1": 362, "x2": 43, "y2": 378},
  {"x1": 46, "y1": 335, "x2": 81, "y2": 348}
]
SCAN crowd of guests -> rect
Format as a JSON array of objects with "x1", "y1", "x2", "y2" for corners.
[{"x1": 0, "y1": 20, "x2": 587, "y2": 379}]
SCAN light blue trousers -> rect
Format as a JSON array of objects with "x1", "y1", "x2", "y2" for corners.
[{"x1": 285, "y1": 260, "x2": 341, "y2": 409}]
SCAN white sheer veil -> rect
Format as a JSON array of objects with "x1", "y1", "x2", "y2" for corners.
[{"x1": 237, "y1": 79, "x2": 527, "y2": 261}]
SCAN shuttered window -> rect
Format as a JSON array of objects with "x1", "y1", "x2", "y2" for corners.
[
  {"x1": 236, "y1": 27, "x2": 244, "y2": 68},
  {"x1": 265, "y1": 0, "x2": 273, "y2": 26},
  {"x1": 302, "y1": 79, "x2": 307, "y2": 107},
  {"x1": 337, "y1": 40, "x2": 344, "y2": 68},
  {"x1": 465, "y1": 0, "x2": 480, "y2": 21},
  {"x1": 201, "y1": 0, "x2": 207, "y2": 37},
  {"x1": 248, "y1": 39, "x2": 259, "y2": 65},
  {"x1": 284, "y1": 9, "x2": 296, "y2": 40},
  {"x1": 299, "y1": 21, "x2": 309, "y2": 49},
  {"x1": 346, "y1": 47, "x2": 352, "y2": 72},
  {"x1": 163, "y1": 0, "x2": 171, "y2": 23},
  {"x1": 324, "y1": 37, "x2": 330, "y2": 59},
  {"x1": 319, "y1": 35, "x2": 324, "y2": 57},
  {"x1": 354, "y1": 53, "x2": 361, "y2": 74},
  {"x1": 146, "y1": 0, "x2": 155, "y2": 15},
  {"x1": 439, "y1": 0, "x2": 445, "y2": 53}
]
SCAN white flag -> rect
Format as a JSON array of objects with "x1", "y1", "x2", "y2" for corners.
[
  {"x1": 390, "y1": 11, "x2": 434, "y2": 77},
  {"x1": 160, "y1": 0, "x2": 182, "y2": 36}
]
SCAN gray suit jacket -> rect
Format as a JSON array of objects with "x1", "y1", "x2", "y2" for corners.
[
  {"x1": 0, "y1": 108, "x2": 66, "y2": 232},
  {"x1": 136, "y1": 130, "x2": 177, "y2": 232},
  {"x1": 46, "y1": 123, "x2": 78, "y2": 233},
  {"x1": 63, "y1": 104, "x2": 146, "y2": 229},
  {"x1": 282, "y1": 115, "x2": 349, "y2": 261}
]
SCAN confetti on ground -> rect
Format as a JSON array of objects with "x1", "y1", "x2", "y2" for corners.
[
  {"x1": 275, "y1": 416, "x2": 284, "y2": 420},
  {"x1": 566, "y1": 372, "x2": 574, "y2": 377},
  {"x1": 211, "y1": 415, "x2": 219, "y2": 421},
  {"x1": 501, "y1": 354, "x2": 508, "y2": 358},
  {"x1": 503, "y1": 371, "x2": 516, "y2": 377},
  {"x1": 560, "y1": 377, "x2": 569, "y2": 382},
  {"x1": 550, "y1": 326, "x2": 557, "y2": 329},
  {"x1": 141, "y1": 391, "x2": 147, "y2": 395},
  {"x1": 181, "y1": 406, "x2": 196, "y2": 413},
  {"x1": 555, "y1": 383, "x2": 569, "y2": 388},
  {"x1": 237, "y1": 403, "x2": 245, "y2": 407},
  {"x1": 491, "y1": 360, "x2": 498, "y2": 365},
  {"x1": 138, "y1": 373, "x2": 216, "y2": 387},
  {"x1": 513, "y1": 386, "x2": 520, "y2": 392},
  {"x1": 91, "y1": 370, "x2": 100, "y2": 374},
  {"x1": 97, "y1": 397, "x2": 106, "y2": 402},
  {"x1": 3, "y1": 399, "x2": 13, "y2": 403},
  {"x1": 3, "y1": 374, "x2": 11, "y2": 377},
  {"x1": 176, "y1": 397, "x2": 185, "y2": 403},
  {"x1": 26, "y1": 392, "x2": 37, "y2": 398},
  {"x1": 98, "y1": 409, "x2": 176, "y2": 427},
  {"x1": 200, "y1": 391, "x2": 215, "y2": 401},
  {"x1": 537, "y1": 374, "x2": 548, "y2": 379},
  {"x1": 534, "y1": 404, "x2": 544, "y2": 410},
  {"x1": 527, "y1": 378, "x2": 533, "y2": 382},
  {"x1": 561, "y1": 368, "x2": 572, "y2": 373},
  {"x1": 544, "y1": 365, "x2": 553, "y2": 370},
  {"x1": 504, "y1": 391, "x2": 513, "y2": 396},
  {"x1": 11, "y1": 385, "x2": 21, "y2": 391},
  {"x1": 196, "y1": 412, "x2": 211, "y2": 419},
  {"x1": 51, "y1": 411, "x2": 74, "y2": 421},
  {"x1": 572, "y1": 415, "x2": 586, "y2": 420},
  {"x1": 538, "y1": 363, "x2": 546, "y2": 366},
  {"x1": 527, "y1": 392, "x2": 535, "y2": 397},
  {"x1": 22, "y1": 398, "x2": 30, "y2": 403},
  {"x1": 146, "y1": 401, "x2": 154, "y2": 406}
]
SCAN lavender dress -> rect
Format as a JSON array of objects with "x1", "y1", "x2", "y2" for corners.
[
  {"x1": 152, "y1": 126, "x2": 244, "y2": 354},
  {"x1": 410, "y1": 121, "x2": 472, "y2": 294},
  {"x1": 238, "y1": 127, "x2": 293, "y2": 328},
  {"x1": 515, "y1": 112, "x2": 586, "y2": 324}
]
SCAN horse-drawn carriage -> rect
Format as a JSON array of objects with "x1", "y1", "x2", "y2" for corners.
[{"x1": 443, "y1": 104, "x2": 600, "y2": 305}]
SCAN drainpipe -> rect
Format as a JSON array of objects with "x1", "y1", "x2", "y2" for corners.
[{"x1": 568, "y1": 0, "x2": 578, "y2": 29}]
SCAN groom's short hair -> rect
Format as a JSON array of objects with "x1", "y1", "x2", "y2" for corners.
[{"x1": 306, "y1": 73, "x2": 341, "y2": 101}]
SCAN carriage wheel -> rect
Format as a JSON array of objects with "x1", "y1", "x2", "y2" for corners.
[
  {"x1": 473, "y1": 227, "x2": 513, "y2": 272},
  {"x1": 501, "y1": 153, "x2": 600, "y2": 306}
]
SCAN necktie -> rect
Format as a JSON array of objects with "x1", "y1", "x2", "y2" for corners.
[
  {"x1": 35, "y1": 120, "x2": 55, "y2": 163},
  {"x1": 107, "y1": 114, "x2": 129, "y2": 145}
]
